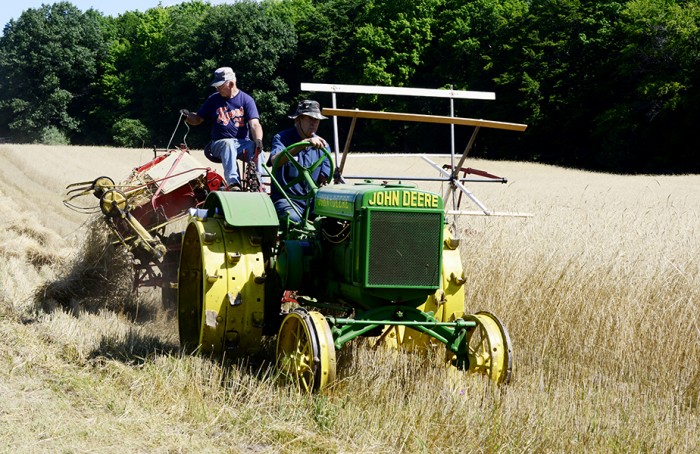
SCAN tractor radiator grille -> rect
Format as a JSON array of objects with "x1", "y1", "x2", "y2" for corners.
[{"x1": 367, "y1": 211, "x2": 441, "y2": 287}]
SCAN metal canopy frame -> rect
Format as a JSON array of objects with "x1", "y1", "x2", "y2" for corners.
[
  {"x1": 299, "y1": 83, "x2": 531, "y2": 218},
  {"x1": 300, "y1": 82, "x2": 496, "y2": 159}
]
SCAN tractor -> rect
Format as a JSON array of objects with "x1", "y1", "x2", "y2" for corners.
[
  {"x1": 63, "y1": 104, "x2": 523, "y2": 391},
  {"x1": 177, "y1": 106, "x2": 525, "y2": 391}
]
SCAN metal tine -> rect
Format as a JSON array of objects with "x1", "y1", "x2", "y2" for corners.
[
  {"x1": 64, "y1": 180, "x2": 96, "y2": 190},
  {"x1": 64, "y1": 186, "x2": 96, "y2": 199}
]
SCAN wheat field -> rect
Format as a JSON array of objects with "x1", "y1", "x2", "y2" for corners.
[{"x1": 0, "y1": 144, "x2": 698, "y2": 452}]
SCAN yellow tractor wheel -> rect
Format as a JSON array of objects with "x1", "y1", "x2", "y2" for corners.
[
  {"x1": 177, "y1": 215, "x2": 266, "y2": 356},
  {"x1": 92, "y1": 176, "x2": 115, "y2": 198},
  {"x1": 276, "y1": 308, "x2": 336, "y2": 392},
  {"x1": 463, "y1": 311, "x2": 513, "y2": 384}
]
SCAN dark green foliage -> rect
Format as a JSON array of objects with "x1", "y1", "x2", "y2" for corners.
[
  {"x1": 499, "y1": 1, "x2": 630, "y2": 168},
  {"x1": 38, "y1": 126, "x2": 70, "y2": 145},
  {"x1": 609, "y1": 0, "x2": 700, "y2": 172},
  {"x1": 112, "y1": 118, "x2": 150, "y2": 148},
  {"x1": 1, "y1": 0, "x2": 699, "y2": 173},
  {"x1": 0, "y1": 2, "x2": 109, "y2": 142}
]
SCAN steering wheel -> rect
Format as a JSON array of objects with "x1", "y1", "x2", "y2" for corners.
[{"x1": 271, "y1": 141, "x2": 334, "y2": 201}]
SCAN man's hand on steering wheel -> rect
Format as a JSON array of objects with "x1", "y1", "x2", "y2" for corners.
[{"x1": 305, "y1": 136, "x2": 327, "y2": 150}]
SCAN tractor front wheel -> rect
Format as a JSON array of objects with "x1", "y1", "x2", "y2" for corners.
[
  {"x1": 463, "y1": 311, "x2": 513, "y2": 384},
  {"x1": 276, "y1": 308, "x2": 336, "y2": 392}
]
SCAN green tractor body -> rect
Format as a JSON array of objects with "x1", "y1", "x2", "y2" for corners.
[{"x1": 278, "y1": 183, "x2": 444, "y2": 311}]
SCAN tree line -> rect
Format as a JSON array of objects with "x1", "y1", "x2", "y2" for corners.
[{"x1": 1, "y1": 0, "x2": 698, "y2": 173}]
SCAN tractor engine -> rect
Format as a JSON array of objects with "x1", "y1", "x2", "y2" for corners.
[{"x1": 275, "y1": 183, "x2": 445, "y2": 310}]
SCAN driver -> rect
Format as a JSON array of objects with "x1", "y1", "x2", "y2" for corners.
[{"x1": 269, "y1": 100, "x2": 332, "y2": 223}]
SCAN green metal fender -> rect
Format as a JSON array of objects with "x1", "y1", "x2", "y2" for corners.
[{"x1": 203, "y1": 191, "x2": 279, "y2": 228}]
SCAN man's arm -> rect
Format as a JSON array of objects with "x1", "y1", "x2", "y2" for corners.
[
  {"x1": 271, "y1": 136, "x2": 326, "y2": 166},
  {"x1": 318, "y1": 144, "x2": 332, "y2": 185},
  {"x1": 269, "y1": 134, "x2": 290, "y2": 167},
  {"x1": 249, "y1": 118, "x2": 264, "y2": 149}
]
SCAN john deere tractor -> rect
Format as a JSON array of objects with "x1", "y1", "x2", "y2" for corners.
[{"x1": 177, "y1": 141, "x2": 513, "y2": 391}]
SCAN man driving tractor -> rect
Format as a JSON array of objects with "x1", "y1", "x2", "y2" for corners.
[{"x1": 268, "y1": 100, "x2": 332, "y2": 223}]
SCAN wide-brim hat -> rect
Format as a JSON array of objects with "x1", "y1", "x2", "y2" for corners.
[
  {"x1": 289, "y1": 100, "x2": 327, "y2": 120},
  {"x1": 210, "y1": 67, "x2": 236, "y2": 87}
]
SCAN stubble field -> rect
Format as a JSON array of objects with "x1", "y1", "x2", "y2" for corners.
[{"x1": 1, "y1": 144, "x2": 698, "y2": 452}]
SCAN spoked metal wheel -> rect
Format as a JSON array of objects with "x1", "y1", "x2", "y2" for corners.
[
  {"x1": 463, "y1": 311, "x2": 513, "y2": 384},
  {"x1": 92, "y1": 176, "x2": 115, "y2": 198},
  {"x1": 100, "y1": 189, "x2": 129, "y2": 217},
  {"x1": 276, "y1": 308, "x2": 336, "y2": 392}
]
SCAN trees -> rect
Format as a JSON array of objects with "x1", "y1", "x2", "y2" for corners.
[
  {"x1": 1, "y1": 0, "x2": 698, "y2": 172},
  {"x1": 285, "y1": 0, "x2": 448, "y2": 152},
  {"x1": 426, "y1": 0, "x2": 531, "y2": 158},
  {"x1": 0, "y1": 2, "x2": 109, "y2": 143},
  {"x1": 505, "y1": 1, "x2": 629, "y2": 167},
  {"x1": 0, "y1": 1, "x2": 296, "y2": 147},
  {"x1": 610, "y1": 0, "x2": 700, "y2": 171},
  {"x1": 112, "y1": 118, "x2": 150, "y2": 148}
]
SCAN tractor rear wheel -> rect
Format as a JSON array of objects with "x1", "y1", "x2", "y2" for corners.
[
  {"x1": 276, "y1": 308, "x2": 336, "y2": 392},
  {"x1": 177, "y1": 216, "x2": 266, "y2": 356}
]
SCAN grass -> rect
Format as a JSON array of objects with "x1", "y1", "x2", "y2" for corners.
[{"x1": 0, "y1": 145, "x2": 698, "y2": 452}]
